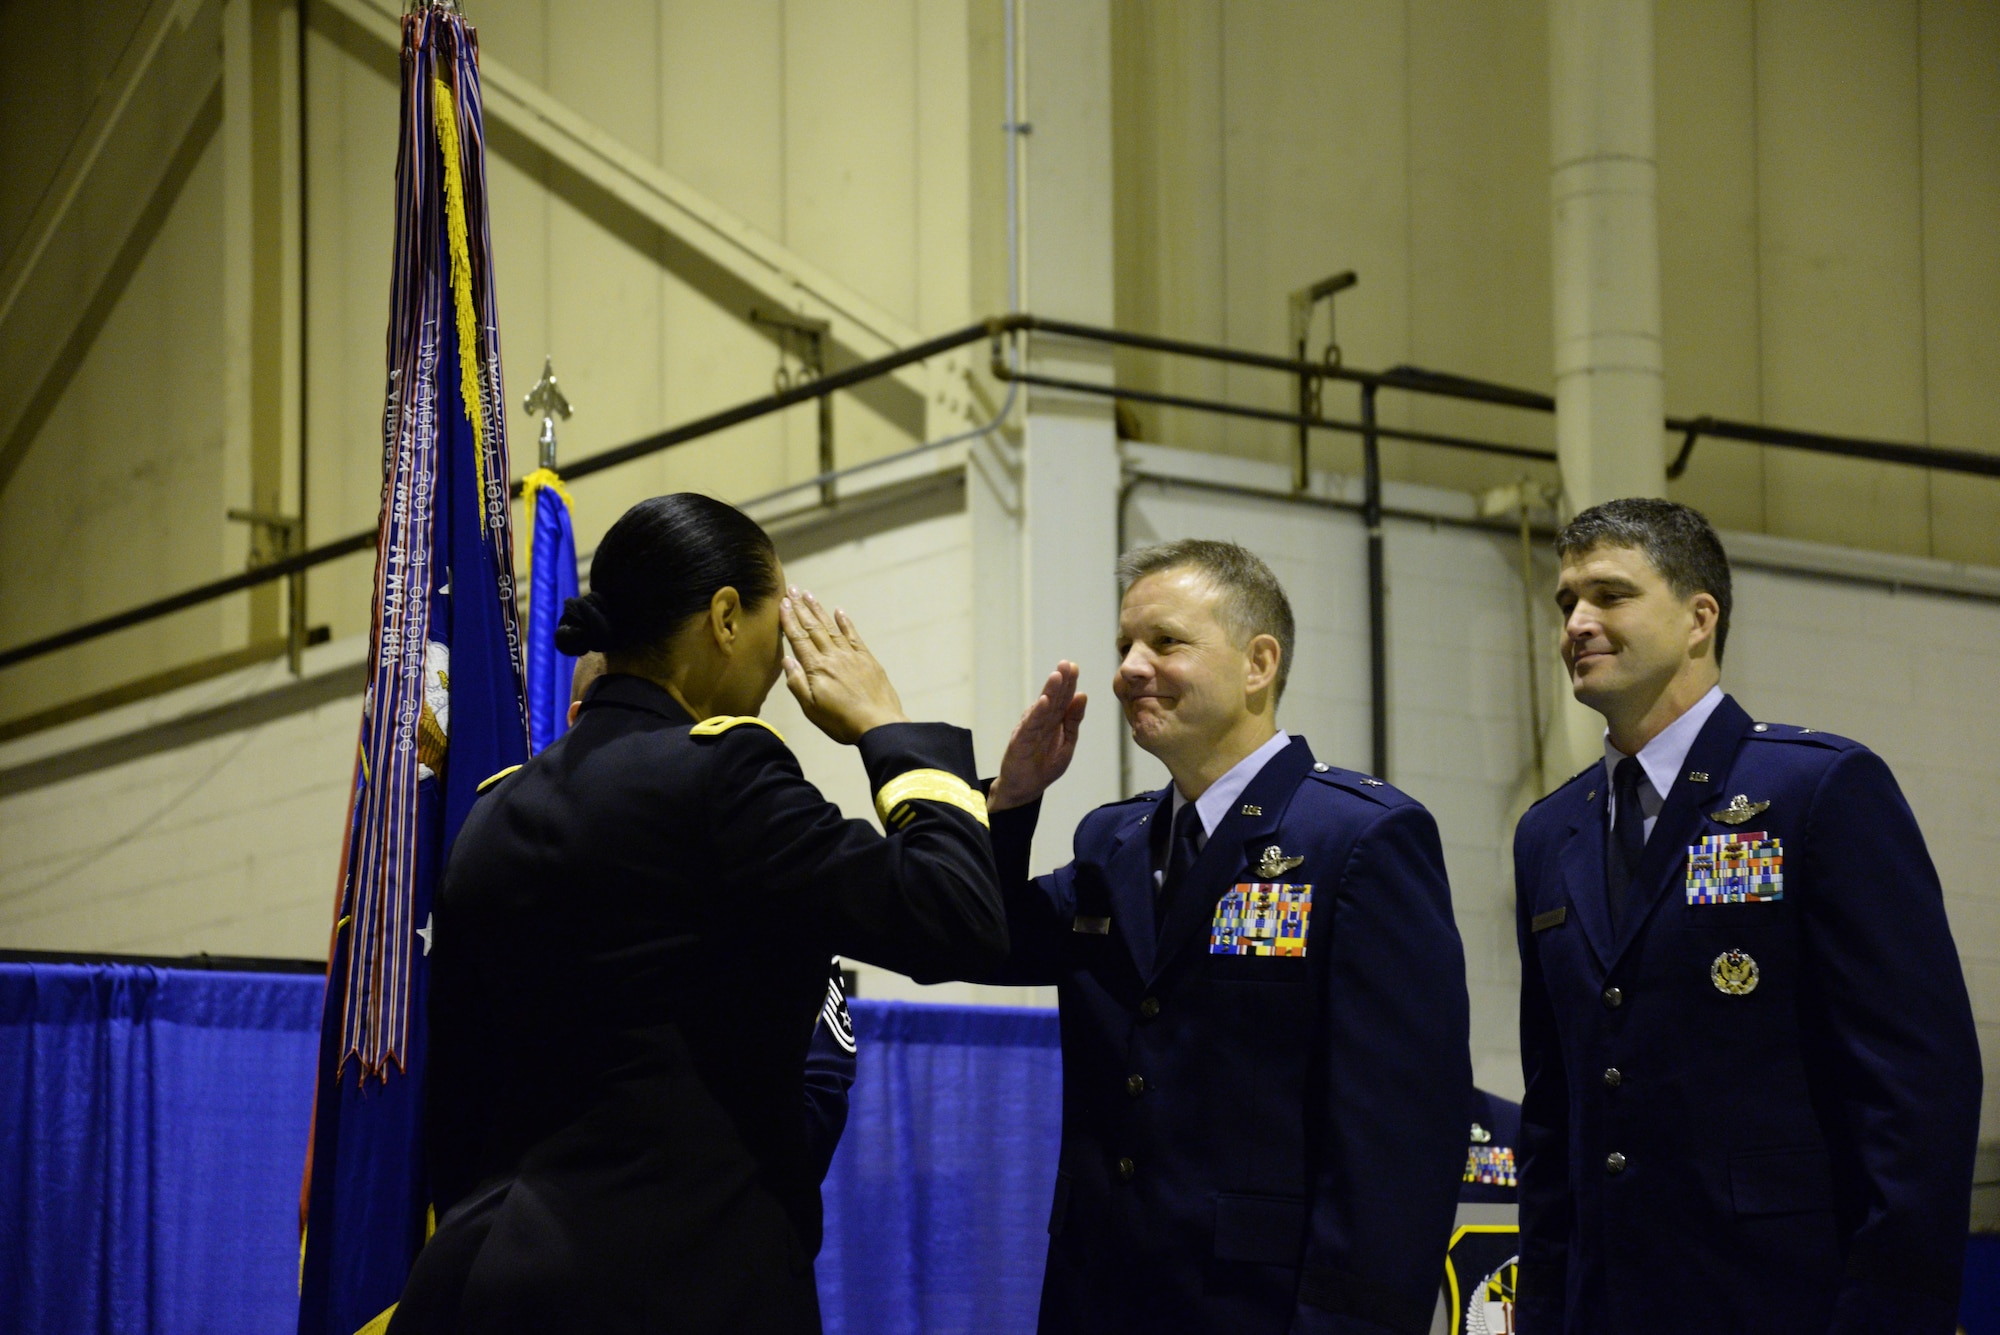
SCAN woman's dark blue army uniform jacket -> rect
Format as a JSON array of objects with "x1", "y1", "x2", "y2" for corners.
[{"x1": 388, "y1": 674, "x2": 1006, "y2": 1335}]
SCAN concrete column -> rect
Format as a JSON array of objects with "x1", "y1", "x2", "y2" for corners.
[
  {"x1": 1017, "y1": 0, "x2": 1121, "y2": 871},
  {"x1": 1547, "y1": 0, "x2": 1666, "y2": 776},
  {"x1": 1550, "y1": 0, "x2": 1665, "y2": 508}
]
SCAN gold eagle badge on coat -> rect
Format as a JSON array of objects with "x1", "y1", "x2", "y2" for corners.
[{"x1": 1710, "y1": 949, "x2": 1761, "y2": 996}]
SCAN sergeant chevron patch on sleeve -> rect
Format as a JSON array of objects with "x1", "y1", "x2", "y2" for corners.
[{"x1": 874, "y1": 768, "x2": 990, "y2": 828}]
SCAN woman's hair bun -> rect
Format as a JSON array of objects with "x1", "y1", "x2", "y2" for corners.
[
  {"x1": 554, "y1": 593, "x2": 616, "y2": 656},
  {"x1": 567, "y1": 494, "x2": 779, "y2": 665}
]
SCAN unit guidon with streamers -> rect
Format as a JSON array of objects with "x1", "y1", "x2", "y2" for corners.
[{"x1": 298, "y1": 10, "x2": 529, "y2": 1335}]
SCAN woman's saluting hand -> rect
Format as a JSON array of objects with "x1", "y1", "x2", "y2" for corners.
[{"x1": 780, "y1": 588, "x2": 910, "y2": 744}]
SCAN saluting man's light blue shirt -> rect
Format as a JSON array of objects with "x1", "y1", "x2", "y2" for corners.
[
  {"x1": 1166, "y1": 729, "x2": 1290, "y2": 849},
  {"x1": 1604, "y1": 684, "x2": 1724, "y2": 843}
]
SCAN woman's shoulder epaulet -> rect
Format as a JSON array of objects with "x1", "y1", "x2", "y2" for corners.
[
  {"x1": 475, "y1": 763, "x2": 523, "y2": 796},
  {"x1": 689, "y1": 715, "x2": 787, "y2": 743}
]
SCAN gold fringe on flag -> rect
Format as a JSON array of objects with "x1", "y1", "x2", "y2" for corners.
[{"x1": 432, "y1": 76, "x2": 489, "y2": 531}]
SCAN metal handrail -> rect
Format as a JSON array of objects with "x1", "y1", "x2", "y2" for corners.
[
  {"x1": 0, "y1": 321, "x2": 996, "y2": 673},
  {"x1": 2, "y1": 311, "x2": 1992, "y2": 674}
]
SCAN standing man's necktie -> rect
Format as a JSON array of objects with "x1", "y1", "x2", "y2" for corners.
[
  {"x1": 1160, "y1": 801, "x2": 1203, "y2": 913},
  {"x1": 1607, "y1": 755, "x2": 1648, "y2": 932}
]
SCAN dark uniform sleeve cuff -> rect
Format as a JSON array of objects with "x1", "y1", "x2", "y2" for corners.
[
  {"x1": 857, "y1": 722, "x2": 978, "y2": 785},
  {"x1": 988, "y1": 797, "x2": 1041, "y2": 884},
  {"x1": 858, "y1": 723, "x2": 985, "y2": 829}
]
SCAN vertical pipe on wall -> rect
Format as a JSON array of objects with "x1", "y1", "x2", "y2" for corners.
[
  {"x1": 1362, "y1": 384, "x2": 1387, "y2": 780},
  {"x1": 817, "y1": 381, "x2": 835, "y2": 508},
  {"x1": 1294, "y1": 350, "x2": 1312, "y2": 494},
  {"x1": 1003, "y1": 0, "x2": 1022, "y2": 315},
  {"x1": 292, "y1": 0, "x2": 310, "y2": 672}
]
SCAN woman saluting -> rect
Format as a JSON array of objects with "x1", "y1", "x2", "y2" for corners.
[{"x1": 390, "y1": 493, "x2": 1005, "y2": 1335}]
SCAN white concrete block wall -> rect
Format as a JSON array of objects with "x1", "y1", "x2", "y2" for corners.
[
  {"x1": 2, "y1": 450, "x2": 1994, "y2": 1149},
  {"x1": 1121, "y1": 450, "x2": 2000, "y2": 1142},
  {"x1": 0, "y1": 662, "x2": 361, "y2": 958},
  {"x1": 0, "y1": 473, "x2": 1049, "y2": 1006}
]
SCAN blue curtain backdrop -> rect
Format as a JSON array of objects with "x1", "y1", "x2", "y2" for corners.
[
  {"x1": 0, "y1": 963, "x2": 321, "y2": 1334},
  {"x1": 819, "y1": 1003, "x2": 1063, "y2": 1335},
  {"x1": 9, "y1": 961, "x2": 1992, "y2": 1334},
  {"x1": 0, "y1": 964, "x2": 1062, "y2": 1334}
]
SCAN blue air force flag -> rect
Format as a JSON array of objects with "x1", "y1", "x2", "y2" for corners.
[
  {"x1": 297, "y1": 9, "x2": 527, "y2": 1334},
  {"x1": 520, "y1": 467, "x2": 578, "y2": 753}
]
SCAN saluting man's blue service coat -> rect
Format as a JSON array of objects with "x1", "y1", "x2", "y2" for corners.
[
  {"x1": 985, "y1": 736, "x2": 1472, "y2": 1335},
  {"x1": 1513, "y1": 693, "x2": 1980, "y2": 1334}
]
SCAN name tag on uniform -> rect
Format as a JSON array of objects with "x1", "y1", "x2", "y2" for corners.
[
  {"x1": 1686, "y1": 831, "x2": 1784, "y2": 904},
  {"x1": 1211, "y1": 883, "x2": 1312, "y2": 956}
]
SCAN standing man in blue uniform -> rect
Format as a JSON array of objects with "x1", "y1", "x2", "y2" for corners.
[
  {"x1": 977, "y1": 539, "x2": 1471, "y2": 1334},
  {"x1": 1513, "y1": 498, "x2": 1980, "y2": 1334}
]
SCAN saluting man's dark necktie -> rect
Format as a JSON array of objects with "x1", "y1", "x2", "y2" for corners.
[
  {"x1": 1160, "y1": 802, "x2": 1203, "y2": 912},
  {"x1": 1606, "y1": 756, "x2": 1648, "y2": 933}
]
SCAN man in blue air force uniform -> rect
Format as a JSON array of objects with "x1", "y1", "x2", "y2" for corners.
[
  {"x1": 971, "y1": 539, "x2": 1471, "y2": 1335},
  {"x1": 1512, "y1": 499, "x2": 1980, "y2": 1334}
]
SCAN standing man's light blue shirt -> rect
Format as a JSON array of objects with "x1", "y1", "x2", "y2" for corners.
[
  {"x1": 1153, "y1": 731, "x2": 1290, "y2": 893},
  {"x1": 1603, "y1": 685, "x2": 1724, "y2": 842}
]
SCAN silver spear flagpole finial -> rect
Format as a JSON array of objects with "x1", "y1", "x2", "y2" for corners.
[{"x1": 522, "y1": 356, "x2": 573, "y2": 470}]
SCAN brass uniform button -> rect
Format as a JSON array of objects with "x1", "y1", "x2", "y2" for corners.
[
  {"x1": 1605, "y1": 1152, "x2": 1627, "y2": 1174},
  {"x1": 1602, "y1": 986, "x2": 1623, "y2": 1009},
  {"x1": 1125, "y1": 1074, "x2": 1146, "y2": 1098},
  {"x1": 1116, "y1": 1157, "x2": 1136, "y2": 1181},
  {"x1": 1139, "y1": 996, "x2": 1161, "y2": 1020},
  {"x1": 1603, "y1": 1067, "x2": 1622, "y2": 1088}
]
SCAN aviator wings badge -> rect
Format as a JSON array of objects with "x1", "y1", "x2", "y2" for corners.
[
  {"x1": 1709, "y1": 794, "x2": 1771, "y2": 826},
  {"x1": 1256, "y1": 846, "x2": 1305, "y2": 878}
]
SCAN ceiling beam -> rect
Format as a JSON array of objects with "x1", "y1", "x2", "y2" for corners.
[{"x1": 317, "y1": 0, "x2": 966, "y2": 416}]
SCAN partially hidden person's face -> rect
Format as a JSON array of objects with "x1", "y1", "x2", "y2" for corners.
[
  {"x1": 733, "y1": 560, "x2": 788, "y2": 715},
  {"x1": 1556, "y1": 543, "x2": 1708, "y2": 716},
  {"x1": 1114, "y1": 567, "x2": 1253, "y2": 764},
  {"x1": 566, "y1": 651, "x2": 608, "y2": 727}
]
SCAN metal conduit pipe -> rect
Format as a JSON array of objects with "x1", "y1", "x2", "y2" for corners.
[
  {"x1": 1361, "y1": 385, "x2": 1387, "y2": 779},
  {"x1": 5, "y1": 314, "x2": 1994, "y2": 678}
]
